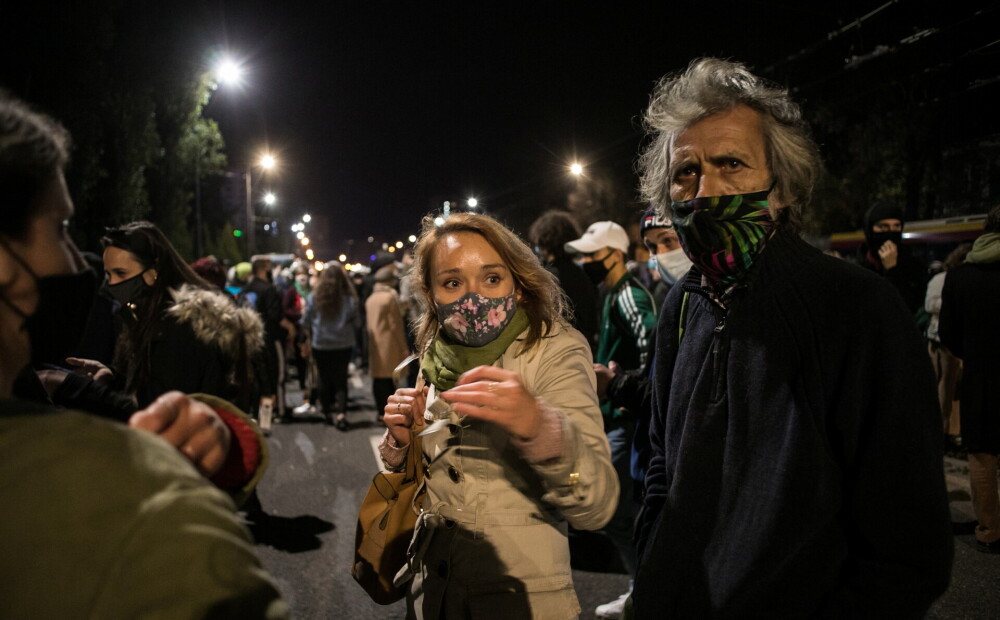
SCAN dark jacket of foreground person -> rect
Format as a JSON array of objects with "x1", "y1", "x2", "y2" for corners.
[
  {"x1": 634, "y1": 232, "x2": 953, "y2": 619},
  {"x1": 0, "y1": 397, "x2": 288, "y2": 619}
]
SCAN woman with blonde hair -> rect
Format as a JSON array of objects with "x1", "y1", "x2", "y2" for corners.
[
  {"x1": 301, "y1": 262, "x2": 359, "y2": 429},
  {"x1": 379, "y1": 212, "x2": 617, "y2": 619}
]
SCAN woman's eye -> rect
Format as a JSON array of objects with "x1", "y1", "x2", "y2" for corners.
[
  {"x1": 442, "y1": 279, "x2": 459, "y2": 289},
  {"x1": 485, "y1": 274, "x2": 501, "y2": 285}
]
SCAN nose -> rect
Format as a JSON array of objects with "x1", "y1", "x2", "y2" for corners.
[{"x1": 696, "y1": 173, "x2": 723, "y2": 199}]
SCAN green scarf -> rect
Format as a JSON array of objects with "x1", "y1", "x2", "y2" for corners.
[
  {"x1": 966, "y1": 232, "x2": 1000, "y2": 264},
  {"x1": 420, "y1": 307, "x2": 529, "y2": 391}
]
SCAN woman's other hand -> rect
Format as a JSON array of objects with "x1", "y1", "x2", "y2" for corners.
[
  {"x1": 442, "y1": 365, "x2": 542, "y2": 441},
  {"x1": 129, "y1": 391, "x2": 232, "y2": 478},
  {"x1": 384, "y1": 386, "x2": 428, "y2": 446}
]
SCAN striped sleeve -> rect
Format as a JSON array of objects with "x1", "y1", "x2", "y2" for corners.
[{"x1": 616, "y1": 283, "x2": 658, "y2": 368}]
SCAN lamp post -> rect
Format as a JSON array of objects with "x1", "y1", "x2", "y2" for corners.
[{"x1": 245, "y1": 153, "x2": 276, "y2": 256}]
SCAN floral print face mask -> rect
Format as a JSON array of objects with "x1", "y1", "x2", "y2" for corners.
[{"x1": 435, "y1": 291, "x2": 518, "y2": 347}]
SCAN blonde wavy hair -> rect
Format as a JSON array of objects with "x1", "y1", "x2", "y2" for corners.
[{"x1": 411, "y1": 212, "x2": 567, "y2": 354}]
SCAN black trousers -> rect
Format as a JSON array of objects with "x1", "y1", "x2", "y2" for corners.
[{"x1": 312, "y1": 347, "x2": 352, "y2": 415}]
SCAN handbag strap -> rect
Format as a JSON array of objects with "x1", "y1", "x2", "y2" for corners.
[{"x1": 403, "y1": 373, "x2": 426, "y2": 487}]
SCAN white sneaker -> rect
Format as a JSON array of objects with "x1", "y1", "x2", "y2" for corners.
[
  {"x1": 595, "y1": 591, "x2": 630, "y2": 620},
  {"x1": 292, "y1": 403, "x2": 315, "y2": 415}
]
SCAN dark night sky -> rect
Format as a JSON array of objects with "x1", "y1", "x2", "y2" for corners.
[
  {"x1": 5, "y1": 1, "x2": 993, "y2": 257},
  {"x1": 194, "y1": 1, "x2": 850, "y2": 247}
]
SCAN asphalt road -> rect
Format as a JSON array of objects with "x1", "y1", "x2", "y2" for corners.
[{"x1": 250, "y1": 373, "x2": 997, "y2": 619}]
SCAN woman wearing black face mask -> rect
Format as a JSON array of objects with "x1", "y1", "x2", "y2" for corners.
[{"x1": 92, "y1": 221, "x2": 263, "y2": 411}]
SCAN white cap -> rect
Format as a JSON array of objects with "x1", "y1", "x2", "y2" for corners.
[{"x1": 564, "y1": 221, "x2": 630, "y2": 255}]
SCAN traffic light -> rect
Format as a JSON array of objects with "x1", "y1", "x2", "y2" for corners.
[{"x1": 233, "y1": 229, "x2": 243, "y2": 238}]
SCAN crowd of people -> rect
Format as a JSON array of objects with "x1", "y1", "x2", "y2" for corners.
[{"x1": 2, "y1": 56, "x2": 997, "y2": 619}]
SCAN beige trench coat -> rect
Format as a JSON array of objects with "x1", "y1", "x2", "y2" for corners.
[
  {"x1": 405, "y1": 322, "x2": 618, "y2": 619},
  {"x1": 365, "y1": 283, "x2": 410, "y2": 378}
]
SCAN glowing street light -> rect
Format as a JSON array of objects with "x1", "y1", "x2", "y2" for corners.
[
  {"x1": 395, "y1": 241, "x2": 403, "y2": 249},
  {"x1": 302, "y1": 214, "x2": 312, "y2": 223},
  {"x1": 296, "y1": 231, "x2": 305, "y2": 240},
  {"x1": 467, "y1": 197, "x2": 478, "y2": 208},
  {"x1": 570, "y1": 162, "x2": 584, "y2": 176},
  {"x1": 339, "y1": 254, "x2": 347, "y2": 262},
  {"x1": 434, "y1": 216, "x2": 445, "y2": 226},
  {"x1": 260, "y1": 154, "x2": 276, "y2": 170},
  {"x1": 408, "y1": 234, "x2": 417, "y2": 243},
  {"x1": 305, "y1": 249, "x2": 315, "y2": 260},
  {"x1": 214, "y1": 58, "x2": 244, "y2": 87},
  {"x1": 300, "y1": 237, "x2": 310, "y2": 246},
  {"x1": 314, "y1": 261, "x2": 324, "y2": 271},
  {"x1": 263, "y1": 192, "x2": 276, "y2": 206}
]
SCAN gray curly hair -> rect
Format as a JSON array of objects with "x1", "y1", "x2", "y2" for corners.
[{"x1": 638, "y1": 58, "x2": 822, "y2": 232}]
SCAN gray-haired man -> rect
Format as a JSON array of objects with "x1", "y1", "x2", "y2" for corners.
[{"x1": 632, "y1": 58, "x2": 952, "y2": 618}]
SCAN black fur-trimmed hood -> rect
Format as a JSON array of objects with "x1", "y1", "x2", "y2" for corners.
[{"x1": 164, "y1": 285, "x2": 264, "y2": 357}]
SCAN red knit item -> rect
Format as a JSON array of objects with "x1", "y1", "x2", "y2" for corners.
[{"x1": 209, "y1": 407, "x2": 262, "y2": 489}]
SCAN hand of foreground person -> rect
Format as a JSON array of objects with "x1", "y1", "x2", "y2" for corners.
[
  {"x1": 65, "y1": 357, "x2": 114, "y2": 383},
  {"x1": 129, "y1": 391, "x2": 232, "y2": 478},
  {"x1": 442, "y1": 365, "x2": 542, "y2": 442},
  {"x1": 878, "y1": 239, "x2": 898, "y2": 270},
  {"x1": 385, "y1": 386, "x2": 428, "y2": 447}
]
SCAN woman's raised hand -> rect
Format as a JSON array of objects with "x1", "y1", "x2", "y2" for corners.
[
  {"x1": 384, "y1": 386, "x2": 428, "y2": 447},
  {"x1": 441, "y1": 365, "x2": 542, "y2": 441}
]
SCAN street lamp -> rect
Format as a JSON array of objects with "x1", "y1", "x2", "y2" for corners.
[
  {"x1": 303, "y1": 213, "x2": 312, "y2": 223},
  {"x1": 264, "y1": 192, "x2": 276, "y2": 206},
  {"x1": 214, "y1": 58, "x2": 244, "y2": 87},
  {"x1": 570, "y1": 162, "x2": 584, "y2": 176},
  {"x1": 467, "y1": 197, "x2": 478, "y2": 208},
  {"x1": 245, "y1": 152, "x2": 277, "y2": 256}
]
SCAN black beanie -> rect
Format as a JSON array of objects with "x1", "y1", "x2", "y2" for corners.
[{"x1": 864, "y1": 203, "x2": 904, "y2": 231}]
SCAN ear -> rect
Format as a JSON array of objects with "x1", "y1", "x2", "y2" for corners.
[{"x1": 143, "y1": 268, "x2": 158, "y2": 286}]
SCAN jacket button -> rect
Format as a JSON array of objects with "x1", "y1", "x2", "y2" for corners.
[
  {"x1": 437, "y1": 560, "x2": 448, "y2": 578},
  {"x1": 448, "y1": 465, "x2": 462, "y2": 483}
]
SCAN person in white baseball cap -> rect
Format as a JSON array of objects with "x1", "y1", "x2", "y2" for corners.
[
  {"x1": 564, "y1": 221, "x2": 630, "y2": 287},
  {"x1": 565, "y1": 219, "x2": 657, "y2": 618}
]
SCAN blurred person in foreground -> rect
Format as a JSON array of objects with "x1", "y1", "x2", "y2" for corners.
[
  {"x1": 940, "y1": 205, "x2": 1000, "y2": 553},
  {"x1": 0, "y1": 94, "x2": 286, "y2": 618},
  {"x1": 380, "y1": 212, "x2": 617, "y2": 619},
  {"x1": 631, "y1": 58, "x2": 951, "y2": 618}
]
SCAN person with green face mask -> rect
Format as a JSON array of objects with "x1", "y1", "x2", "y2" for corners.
[{"x1": 631, "y1": 58, "x2": 951, "y2": 619}]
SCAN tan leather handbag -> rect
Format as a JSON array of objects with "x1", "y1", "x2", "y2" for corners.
[{"x1": 351, "y1": 372, "x2": 426, "y2": 605}]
